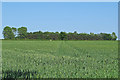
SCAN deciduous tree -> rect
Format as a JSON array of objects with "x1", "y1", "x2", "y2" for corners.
[
  {"x1": 3, "y1": 26, "x2": 15, "y2": 39},
  {"x1": 18, "y1": 27, "x2": 27, "y2": 39}
]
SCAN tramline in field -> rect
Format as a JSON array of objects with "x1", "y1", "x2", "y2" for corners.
[{"x1": 2, "y1": 40, "x2": 118, "y2": 78}]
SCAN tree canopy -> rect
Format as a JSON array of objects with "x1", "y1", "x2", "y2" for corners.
[
  {"x1": 18, "y1": 27, "x2": 27, "y2": 39},
  {"x1": 3, "y1": 26, "x2": 15, "y2": 39},
  {"x1": 3, "y1": 26, "x2": 117, "y2": 40}
]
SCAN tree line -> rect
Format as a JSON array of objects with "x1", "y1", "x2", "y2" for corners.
[{"x1": 3, "y1": 26, "x2": 117, "y2": 40}]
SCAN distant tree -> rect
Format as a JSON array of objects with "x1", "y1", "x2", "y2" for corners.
[
  {"x1": 74, "y1": 31, "x2": 78, "y2": 34},
  {"x1": 12, "y1": 27, "x2": 17, "y2": 37},
  {"x1": 38, "y1": 31, "x2": 43, "y2": 34},
  {"x1": 89, "y1": 32, "x2": 94, "y2": 40},
  {"x1": 90, "y1": 32, "x2": 94, "y2": 35},
  {"x1": 111, "y1": 32, "x2": 117, "y2": 40},
  {"x1": 3, "y1": 26, "x2": 15, "y2": 39},
  {"x1": 100, "y1": 33, "x2": 112, "y2": 40},
  {"x1": 67, "y1": 32, "x2": 73, "y2": 40},
  {"x1": 79, "y1": 33, "x2": 89, "y2": 40},
  {"x1": 31, "y1": 31, "x2": 43, "y2": 39},
  {"x1": 2, "y1": 26, "x2": 118, "y2": 41},
  {"x1": 60, "y1": 32, "x2": 67, "y2": 40},
  {"x1": 55, "y1": 32, "x2": 59, "y2": 34},
  {"x1": 18, "y1": 27, "x2": 27, "y2": 39},
  {"x1": 27, "y1": 32, "x2": 33, "y2": 39}
]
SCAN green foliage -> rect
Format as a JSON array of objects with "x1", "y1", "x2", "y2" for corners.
[
  {"x1": 100, "y1": 33, "x2": 112, "y2": 40},
  {"x1": 2, "y1": 26, "x2": 117, "y2": 40},
  {"x1": 18, "y1": 27, "x2": 27, "y2": 39},
  {"x1": 60, "y1": 32, "x2": 67, "y2": 40},
  {"x1": 111, "y1": 32, "x2": 117, "y2": 40},
  {"x1": 12, "y1": 27, "x2": 17, "y2": 33},
  {"x1": 2, "y1": 40, "x2": 118, "y2": 78},
  {"x1": 3, "y1": 26, "x2": 15, "y2": 39},
  {"x1": 12, "y1": 27, "x2": 17, "y2": 35}
]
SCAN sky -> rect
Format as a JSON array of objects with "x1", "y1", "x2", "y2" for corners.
[{"x1": 2, "y1": 2, "x2": 118, "y2": 38}]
